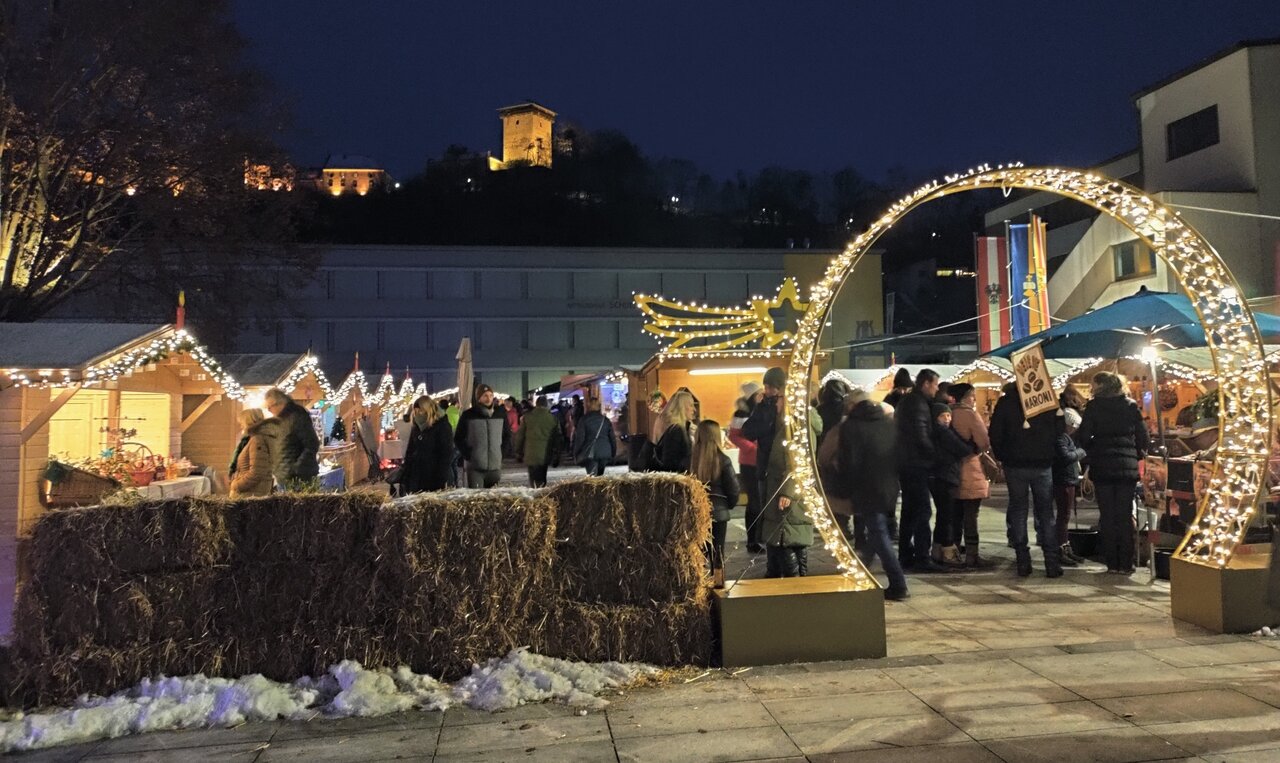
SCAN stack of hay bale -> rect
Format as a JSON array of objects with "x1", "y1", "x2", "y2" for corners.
[
  {"x1": 543, "y1": 474, "x2": 713, "y2": 666},
  {"x1": 374, "y1": 491, "x2": 556, "y2": 678},
  {"x1": 3, "y1": 475, "x2": 712, "y2": 706}
]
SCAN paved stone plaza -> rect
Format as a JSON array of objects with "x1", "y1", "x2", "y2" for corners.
[{"x1": 17, "y1": 474, "x2": 1280, "y2": 762}]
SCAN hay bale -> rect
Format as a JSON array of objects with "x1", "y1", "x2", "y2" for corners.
[
  {"x1": 214, "y1": 561, "x2": 378, "y2": 638},
  {"x1": 374, "y1": 492, "x2": 557, "y2": 678},
  {"x1": 29, "y1": 499, "x2": 229, "y2": 582},
  {"x1": 224, "y1": 492, "x2": 383, "y2": 563},
  {"x1": 553, "y1": 543, "x2": 709, "y2": 604},
  {"x1": 543, "y1": 599, "x2": 713, "y2": 667},
  {"x1": 547, "y1": 474, "x2": 711, "y2": 546},
  {"x1": 547, "y1": 475, "x2": 711, "y2": 605}
]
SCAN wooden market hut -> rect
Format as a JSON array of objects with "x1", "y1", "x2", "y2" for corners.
[
  {"x1": 628, "y1": 350, "x2": 823, "y2": 442},
  {"x1": 0, "y1": 322, "x2": 243, "y2": 636},
  {"x1": 179, "y1": 353, "x2": 324, "y2": 481}
]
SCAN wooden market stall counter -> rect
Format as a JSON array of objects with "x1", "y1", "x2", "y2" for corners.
[
  {"x1": 627, "y1": 350, "x2": 825, "y2": 444},
  {"x1": 321, "y1": 441, "x2": 368, "y2": 489}
]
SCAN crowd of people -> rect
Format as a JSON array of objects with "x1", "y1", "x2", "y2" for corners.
[
  {"x1": 643, "y1": 364, "x2": 1148, "y2": 600},
  {"x1": 392, "y1": 385, "x2": 620, "y2": 492},
  {"x1": 230, "y1": 364, "x2": 1149, "y2": 600}
]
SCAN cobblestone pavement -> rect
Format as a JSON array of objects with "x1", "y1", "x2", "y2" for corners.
[{"x1": 20, "y1": 478, "x2": 1280, "y2": 762}]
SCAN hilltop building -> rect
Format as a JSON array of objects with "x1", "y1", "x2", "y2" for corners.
[
  {"x1": 319, "y1": 154, "x2": 390, "y2": 196},
  {"x1": 489, "y1": 102, "x2": 556, "y2": 170}
]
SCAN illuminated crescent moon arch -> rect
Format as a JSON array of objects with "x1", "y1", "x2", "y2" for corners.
[{"x1": 783, "y1": 165, "x2": 1272, "y2": 590}]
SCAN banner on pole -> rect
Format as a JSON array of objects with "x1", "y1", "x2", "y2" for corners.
[{"x1": 1010, "y1": 342, "x2": 1058, "y2": 419}]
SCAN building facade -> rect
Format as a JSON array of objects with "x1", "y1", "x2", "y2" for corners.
[
  {"x1": 985, "y1": 39, "x2": 1280, "y2": 318},
  {"x1": 319, "y1": 154, "x2": 390, "y2": 196},
  {"x1": 231, "y1": 245, "x2": 882, "y2": 397},
  {"x1": 492, "y1": 102, "x2": 555, "y2": 170}
]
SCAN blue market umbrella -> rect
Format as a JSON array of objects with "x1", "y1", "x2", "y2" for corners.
[{"x1": 986, "y1": 287, "x2": 1280, "y2": 359}]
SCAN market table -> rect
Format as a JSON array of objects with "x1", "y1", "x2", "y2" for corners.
[
  {"x1": 135, "y1": 475, "x2": 212, "y2": 500},
  {"x1": 378, "y1": 439, "x2": 407, "y2": 461}
]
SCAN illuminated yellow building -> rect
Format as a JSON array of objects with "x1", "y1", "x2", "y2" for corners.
[
  {"x1": 491, "y1": 102, "x2": 555, "y2": 170},
  {"x1": 321, "y1": 154, "x2": 388, "y2": 196}
]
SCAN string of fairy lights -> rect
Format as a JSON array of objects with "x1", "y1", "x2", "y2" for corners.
[
  {"x1": 636, "y1": 277, "x2": 810, "y2": 355},
  {"x1": 784, "y1": 164, "x2": 1271, "y2": 585},
  {"x1": 6, "y1": 331, "x2": 437, "y2": 417},
  {"x1": 4, "y1": 329, "x2": 246, "y2": 401}
]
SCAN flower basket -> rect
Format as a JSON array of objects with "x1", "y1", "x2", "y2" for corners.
[
  {"x1": 129, "y1": 469, "x2": 156, "y2": 487},
  {"x1": 41, "y1": 461, "x2": 120, "y2": 509}
]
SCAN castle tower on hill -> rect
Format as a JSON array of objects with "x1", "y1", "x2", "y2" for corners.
[{"x1": 493, "y1": 102, "x2": 556, "y2": 169}]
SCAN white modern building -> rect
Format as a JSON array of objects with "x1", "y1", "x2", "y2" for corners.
[{"x1": 986, "y1": 39, "x2": 1280, "y2": 317}]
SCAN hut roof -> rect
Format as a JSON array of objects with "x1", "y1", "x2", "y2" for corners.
[
  {"x1": 0, "y1": 322, "x2": 168, "y2": 370},
  {"x1": 217, "y1": 353, "x2": 310, "y2": 387}
]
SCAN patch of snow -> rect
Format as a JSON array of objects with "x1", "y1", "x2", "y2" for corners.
[
  {"x1": 0, "y1": 649, "x2": 654, "y2": 754},
  {"x1": 452, "y1": 649, "x2": 657, "y2": 712},
  {"x1": 1251, "y1": 625, "x2": 1279, "y2": 638}
]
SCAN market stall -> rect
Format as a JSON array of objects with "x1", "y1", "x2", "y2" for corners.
[
  {"x1": 629, "y1": 276, "x2": 828, "y2": 452},
  {"x1": 558, "y1": 367, "x2": 636, "y2": 425},
  {"x1": 0, "y1": 323, "x2": 245, "y2": 535},
  {"x1": 946, "y1": 357, "x2": 1100, "y2": 419}
]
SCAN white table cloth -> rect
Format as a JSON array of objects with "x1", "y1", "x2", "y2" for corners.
[{"x1": 135, "y1": 475, "x2": 212, "y2": 500}]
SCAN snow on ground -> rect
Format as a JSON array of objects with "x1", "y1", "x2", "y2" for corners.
[{"x1": 0, "y1": 648, "x2": 657, "y2": 754}]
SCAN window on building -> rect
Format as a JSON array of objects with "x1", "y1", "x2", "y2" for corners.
[
  {"x1": 1113, "y1": 240, "x2": 1157, "y2": 280},
  {"x1": 1166, "y1": 105, "x2": 1219, "y2": 161}
]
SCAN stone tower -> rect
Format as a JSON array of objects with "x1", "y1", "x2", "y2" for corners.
[{"x1": 496, "y1": 102, "x2": 556, "y2": 168}]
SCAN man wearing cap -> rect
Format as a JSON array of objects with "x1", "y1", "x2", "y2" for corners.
[{"x1": 454, "y1": 383, "x2": 511, "y2": 488}]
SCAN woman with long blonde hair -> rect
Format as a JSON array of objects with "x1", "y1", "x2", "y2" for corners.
[
  {"x1": 652, "y1": 390, "x2": 696, "y2": 472},
  {"x1": 401, "y1": 395, "x2": 454, "y2": 493},
  {"x1": 690, "y1": 419, "x2": 739, "y2": 576}
]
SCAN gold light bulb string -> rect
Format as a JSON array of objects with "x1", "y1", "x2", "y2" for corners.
[{"x1": 785, "y1": 166, "x2": 1270, "y2": 586}]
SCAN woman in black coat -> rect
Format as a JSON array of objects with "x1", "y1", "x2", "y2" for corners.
[
  {"x1": 1074, "y1": 372, "x2": 1149, "y2": 573},
  {"x1": 401, "y1": 396, "x2": 455, "y2": 493},
  {"x1": 652, "y1": 390, "x2": 696, "y2": 472}
]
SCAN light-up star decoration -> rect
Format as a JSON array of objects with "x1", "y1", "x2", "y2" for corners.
[{"x1": 634, "y1": 278, "x2": 810, "y2": 354}]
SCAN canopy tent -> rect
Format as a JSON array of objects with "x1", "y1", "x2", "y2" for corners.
[
  {"x1": 986, "y1": 288, "x2": 1280, "y2": 359},
  {"x1": 825, "y1": 365, "x2": 969, "y2": 396}
]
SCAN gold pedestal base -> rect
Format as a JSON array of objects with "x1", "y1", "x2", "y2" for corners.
[
  {"x1": 713, "y1": 575, "x2": 886, "y2": 667},
  {"x1": 1170, "y1": 548, "x2": 1280, "y2": 633}
]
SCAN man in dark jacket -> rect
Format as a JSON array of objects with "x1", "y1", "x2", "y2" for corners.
[
  {"x1": 895, "y1": 369, "x2": 946, "y2": 572},
  {"x1": 838, "y1": 392, "x2": 908, "y2": 600},
  {"x1": 454, "y1": 383, "x2": 511, "y2": 488},
  {"x1": 264, "y1": 387, "x2": 320, "y2": 489},
  {"x1": 989, "y1": 382, "x2": 1065, "y2": 577},
  {"x1": 514, "y1": 396, "x2": 561, "y2": 487},
  {"x1": 742, "y1": 366, "x2": 787, "y2": 515}
]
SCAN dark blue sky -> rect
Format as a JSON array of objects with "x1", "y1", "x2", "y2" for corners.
[{"x1": 234, "y1": 1, "x2": 1279, "y2": 181}]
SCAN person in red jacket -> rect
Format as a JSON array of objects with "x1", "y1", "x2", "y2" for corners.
[{"x1": 728, "y1": 381, "x2": 764, "y2": 553}]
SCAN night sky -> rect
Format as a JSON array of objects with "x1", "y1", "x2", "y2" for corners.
[{"x1": 234, "y1": 1, "x2": 1279, "y2": 181}]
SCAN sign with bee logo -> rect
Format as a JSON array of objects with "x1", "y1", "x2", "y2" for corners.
[{"x1": 1010, "y1": 342, "x2": 1058, "y2": 419}]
